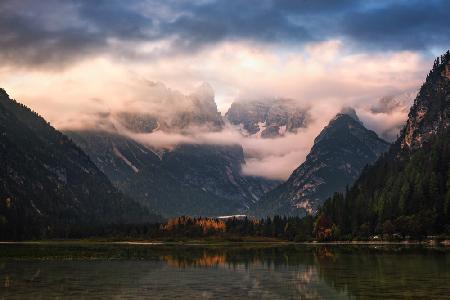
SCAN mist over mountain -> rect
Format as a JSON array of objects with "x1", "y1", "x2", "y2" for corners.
[
  {"x1": 63, "y1": 76, "x2": 420, "y2": 217},
  {"x1": 253, "y1": 108, "x2": 389, "y2": 217},
  {"x1": 0, "y1": 72, "x2": 419, "y2": 221},
  {"x1": 0, "y1": 59, "x2": 425, "y2": 221},
  {"x1": 114, "y1": 83, "x2": 224, "y2": 134},
  {"x1": 362, "y1": 89, "x2": 418, "y2": 141},
  {"x1": 65, "y1": 87, "x2": 280, "y2": 217}
]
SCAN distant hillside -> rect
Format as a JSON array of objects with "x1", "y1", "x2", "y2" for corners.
[
  {"x1": 66, "y1": 129, "x2": 277, "y2": 218},
  {"x1": 0, "y1": 89, "x2": 159, "y2": 239},
  {"x1": 253, "y1": 108, "x2": 389, "y2": 217}
]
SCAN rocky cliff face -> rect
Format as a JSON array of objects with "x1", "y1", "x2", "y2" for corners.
[
  {"x1": 65, "y1": 131, "x2": 239, "y2": 217},
  {"x1": 0, "y1": 89, "x2": 155, "y2": 239},
  {"x1": 252, "y1": 108, "x2": 390, "y2": 217},
  {"x1": 401, "y1": 52, "x2": 450, "y2": 150},
  {"x1": 225, "y1": 99, "x2": 310, "y2": 138},
  {"x1": 161, "y1": 144, "x2": 277, "y2": 210}
]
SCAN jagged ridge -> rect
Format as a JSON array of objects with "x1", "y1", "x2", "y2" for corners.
[{"x1": 252, "y1": 108, "x2": 389, "y2": 217}]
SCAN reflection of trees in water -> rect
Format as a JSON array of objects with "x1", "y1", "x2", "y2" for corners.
[
  {"x1": 159, "y1": 246, "x2": 349, "y2": 299},
  {"x1": 159, "y1": 246, "x2": 318, "y2": 269},
  {"x1": 315, "y1": 247, "x2": 336, "y2": 262},
  {"x1": 291, "y1": 266, "x2": 324, "y2": 299},
  {"x1": 162, "y1": 253, "x2": 227, "y2": 268},
  {"x1": 314, "y1": 245, "x2": 450, "y2": 299},
  {"x1": 0, "y1": 260, "x2": 343, "y2": 299},
  {"x1": 0, "y1": 245, "x2": 345, "y2": 299}
]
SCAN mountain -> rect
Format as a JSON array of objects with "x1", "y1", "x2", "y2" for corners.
[
  {"x1": 225, "y1": 99, "x2": 310, "y2": 138},
  {"x1": 114, "y1": 82, "x2": 224, "y2": 133},
  {"x1": 66, "y1": 130, "x2": 277, "y2": 217},
  {"x1": 401, "y1": 59, "x2": 450, "y2": 150},
  {"x1": 0, "y1": 89, "x2": 157, "y2": 240},
  {"x1": 66, "y1": 86, "x2": 278, "y2": 217},
  {"x1": 160, "y1": 144, "x2": 278, "y2": 210},
  {"x1": 252, "y1": 107, "x2": 390, "y2": 217},
  {"x1": 318, "y1": 51, "x2": 450, "y2": 239},
  {"x1": 65, "y1": 131, "x2": 239, "y2": 217}
]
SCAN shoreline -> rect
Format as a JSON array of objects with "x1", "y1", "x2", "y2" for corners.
[{"x1": 0, "y1": 240, "x2": 449, "y2": 246}]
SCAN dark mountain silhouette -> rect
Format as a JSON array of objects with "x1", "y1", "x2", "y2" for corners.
[{"x1": 0, "y1": 89, "x2": 158, "y2": 239}]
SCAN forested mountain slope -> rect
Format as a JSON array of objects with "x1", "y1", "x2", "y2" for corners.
[
  {"x1": 0, "y1": 89, "x2": 157, "y2": 239},
  {"x1": 317, "y1": 51, "x2": 450, "y2": 239}
]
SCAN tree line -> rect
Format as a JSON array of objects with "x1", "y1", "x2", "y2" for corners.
[
  {"x1": 316, "y1": 133, "x2": 450, "y2": 241},
  {"x1": 0, "y1": 215, "x2": 315, "y2": 241}
]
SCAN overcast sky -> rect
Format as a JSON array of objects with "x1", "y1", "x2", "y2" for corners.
[{"x1": 1, "y1": 0, "x2": 449, "y2": 179}]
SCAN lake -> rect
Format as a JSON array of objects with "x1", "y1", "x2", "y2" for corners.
[{"x1": 0, "y1": 243, "x2": 449, "y2": 299}]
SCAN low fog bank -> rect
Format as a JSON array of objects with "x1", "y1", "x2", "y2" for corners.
[{"x1": 52, "y1": 82, "x2": 416, "y2": 181}]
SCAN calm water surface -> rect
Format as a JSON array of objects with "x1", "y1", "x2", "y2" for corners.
[{"x1": 0, "y1": 243, "x2": 449, "y2": 299}]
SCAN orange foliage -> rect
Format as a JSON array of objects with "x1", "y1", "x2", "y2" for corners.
[{"x1": 162, "y1": 216, "x2": 225, "y2": 233}]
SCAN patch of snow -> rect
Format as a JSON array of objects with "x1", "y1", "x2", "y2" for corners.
[
  {"x1": 154, "y1": 121, "x2": 160, "y2": 131},
  {"x1": 112, "y1": 146, "x2": 139, "y2": 173},
  {"x1": 250, "y1": 191, "x2": 259, "y2": 201},
  {"x1": 133, "y1": 143, "x2": 148, "y2": 154},
  {"x1": 225, "y1": 166, "x2": 238, "y2": 187},
  {"x1": 138, "y1": 147, "x2": 148, "y2": 154},
  {"x1": 151, "y1": 148, "x2": 165, "y2": 160}
]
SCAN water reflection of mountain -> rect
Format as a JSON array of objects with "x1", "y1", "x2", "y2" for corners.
[
  {"x1": 0, "y1": 244, "x2": 449, "y2": 299},
  {"x1": 0, "y1": 244, "x2": 347, "y2": 299},
  {"x1": 0, "y1": 260, "x2": 344, "y2": 299},
  {"x1": 155, "y1": 246, "x2": 349, "y2": 299}
]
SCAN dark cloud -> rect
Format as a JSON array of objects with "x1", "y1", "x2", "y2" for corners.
[
  {"x1": 275, "y1": 0, "x2": 360, "y2": 14},
  {"x1": 0, "y1": 0, "x2": 448, "y2": 68},
  {"x1": 0, "y1": 1, "x2": 102, "y2": 68},
  {"x1": 76, "y1": 0, "x2": 154, "y2": 40},
  {"x1": 162, "y1": 0, "x2": 313, "y2": 46},
  {"x1": 0, "y1": 0, "x2": 153, "y2": 68},
  {"x1": 339, "y1": 0, "x2": 450, "y2": 51}
]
